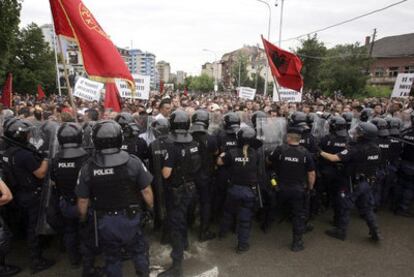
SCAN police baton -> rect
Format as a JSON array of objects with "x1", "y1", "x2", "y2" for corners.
[
  {"x1": 93, "y1": 211, "x2": 99, "y2": 248},
  {"x1": 390, "y1": 136, "x2": 414, "y2": 146}
]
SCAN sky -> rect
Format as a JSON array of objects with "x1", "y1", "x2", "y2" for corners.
[{"x1": 20, "y1": 0, "x2": 414, "y2": 75}]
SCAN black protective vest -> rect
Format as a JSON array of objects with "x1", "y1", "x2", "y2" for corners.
[
  {"x1": 53, "y1": 155, "x2": 88, "y2": 198},
  {"x1": 193, "y1": 133, "x2": 215, "y2": 176},
  {"x1": 2, "y1": 147, "x2": 42, "y2": 191},
  {"x1": 121, "y1": 136, "x2": 137, "y2": 156},
  {"x1": 320, "y1": 134, "x2": 349, "y2": 169},
  {"x1": 389, "y1": 137, "x2": 402, "y2": 161},
  {"x1": 218, "y1": 132, "x2": 238, "y2": 153},
  {"x1": 276, "y1": 145, "x2": 308, "y2": 188},
  {"x1": 89, "y1": 158, "x2": 141, "y2": 211},
  {"x1": 352, "y1": 141, "x2": 381, "y2": 178},
  {"x1": 169, "y1": 141, "x2": 201, "y2": 187},
  {"x1": 376, "y1": 137, "x2": 391, "y2": 166},
  {"x1": 401, "y1": 128, "x2": 414, "y2": 162},
  {"x1": 228, "y1": 147, "x2": 258, "y2": 186}
]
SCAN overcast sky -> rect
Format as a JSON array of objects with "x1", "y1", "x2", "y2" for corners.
[{"x1": 20, "y1": 0, "x2": 414, "y2": 75}]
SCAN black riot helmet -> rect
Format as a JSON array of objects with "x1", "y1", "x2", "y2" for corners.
[
  {"x1": 191, "y1": 109, "x2": 210, "y2": 133},
  {"x1": 223, "y1": 112, "x2": 241, "y2": 134},
  {"x1": 386, "y1": 117, "x2": 402, "y2": 136},
  {"x1": 236, "y1": 126, "x2": 262, "y2": 148},
  {"x1": 57, "y1": 122, "x2": 83, "y2": 147},
  {"x1": 4, "y1": 118, "x2": 33, "y2": 144},
  {"x1": 329, "y1": 116, "x2": 348, "y2": 137},
  {"x1": 289, "y1": 111, "x2": 307, "y2": 127},
  {"x1": 92, "y1": 120, "x2": 123, "y2": 151},
  {"x1": 114, "y1": 113, "x2": 134, "y2": 128},
  {"x1": 169, "y1": 110, "x2": 192, "y2": 143},
  {"x1": 411, "y1": 111, "x2": 414, "y2": 127},
  {"x1": 370, "y1": 118, "x2": 389, "y2": 137},
  {"x1": 360, "y1": 108, "x2": 373, "y2": 122},
  {"x1": 342, "y1": 112, "x2": 353, "y2": 130},
  {"x1": 355, "y1": 122, "x2": 378, "y2": 141},
  {"x1": 251, "y1": 111, "x2": 267, "y2": 129},
  {"x1": 151, "y1": 117, "x2": 170, "y2": 138}
]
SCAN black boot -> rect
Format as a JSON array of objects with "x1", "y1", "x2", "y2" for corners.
[
  {"x1": 158, "y1": 261, "x2": 182, "y2": 277},
  {"x1": 394, "y1": 209, "x2": 414, "y2": 217},
  {"x1": 369, "y1": 228, "x2": 383, "y2": 242},
  {"x1": 325, "y1": 228, "x2": 346, "y2": 241},
  {"x1": 82, "y1": 266, "x2": 104, "y2": 277},
  {"x1": 291, "y1": 235, "x2": 304, "y2": 252},
  {"x1": 236, "y1": 243, "x2": 250, "y2": 254},
  {"x1": 0, "y1": 264, "x2": 21, "y2": 277},
  {"x1": 199, "y1": 229, "x2": 216, "y2": 242},
  {"x1": 30, "y1": 257, "x2": 55, "y2": 275}
]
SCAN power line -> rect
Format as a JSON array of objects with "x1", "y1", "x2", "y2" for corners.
[{"x1": 282, "y1": 0, "x2": 408, "y2": 42}]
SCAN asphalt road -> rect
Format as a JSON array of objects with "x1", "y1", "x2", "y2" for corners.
[{"x1": 7, "y1": 210, "x2": 414, "y2": 277}]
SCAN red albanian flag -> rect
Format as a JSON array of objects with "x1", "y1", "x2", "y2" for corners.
[
  {"x1": 261, "y1": 35, "x2": 303, "y2": 91},
  {"x1": 49, "y1": 0, "x2": 134, "y2": 87},
  {"x1": 104, "y1": 82, "x2": 122, "y2": 112},
  {"x1": 37, "y1": 84, "x2": 46, "y2": 100},
  {"x1": 1, "y1": 73, "x2": 13, "y2": 108}
]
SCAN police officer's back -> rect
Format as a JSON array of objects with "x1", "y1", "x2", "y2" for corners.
[{"x1": 76, "y1": 120, "x2": 154, "y2": 277}]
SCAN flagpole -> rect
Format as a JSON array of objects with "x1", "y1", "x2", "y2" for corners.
[
  {"x1": 52, "y1": 26, "x2": 62, "y2": 96},
  {"x1": 56, "y1": 35, "x2": 78, "y2": 117}
]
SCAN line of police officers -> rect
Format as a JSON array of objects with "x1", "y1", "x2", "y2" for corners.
[{"x1": 0, "y1": 107, "x2": 413, "y2": 276}]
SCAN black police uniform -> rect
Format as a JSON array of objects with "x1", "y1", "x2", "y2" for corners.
[
  {"x1": 269, "y1": 143, "x2": 315, "y2": 250},
  {"x1": 76, "y1": 121, "x2": 153, "y2": 277}
]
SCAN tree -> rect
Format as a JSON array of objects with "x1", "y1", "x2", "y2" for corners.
[
  {"x1": 0, "y1": 0, "x2": 22, "y2": 84},
  {"x1": 188, "y1": 74, "x2": 214, "y2": 93},
  {"x1": 231, "y1": 54, "x2": 250, "y2": 88},
  {"x1": 319, "y1": 43, "x2": 371, "y2": 96},
  {"x1": 11, "y1": 23, "x2": 56, "y2": 94},
  {"x1": 295, "y1": 34, "x2": 327, "y2": 91}
]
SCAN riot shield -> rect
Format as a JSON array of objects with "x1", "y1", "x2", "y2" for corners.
[
  {"x1": 36, "y1": 120, "x2": 61, "y2": 235},
  {"x1": 312, "y1": 115, "x2": 330, "y2": 141},
  {"x1": 149, "y1": 139, "x2": 166, "y2": 229},
  {"x1": 256, "y1": 117, "x2": 287, "y2": 153},
  {"x1": 208, "y1": 112, "x2": 223, "y2": 135}
]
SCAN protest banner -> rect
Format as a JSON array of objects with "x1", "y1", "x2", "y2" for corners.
[
  {"x1": 391, "y1": 73, "x2": 414, "y2": 98},
  {"x1": 238, "y1": 87, "x2": 256, "y2": 100},
  {"x1": 73, "y1": 77, "x2": 103, "y2": 102},
  {"x1": 273, "y1": 86, "x2": 302, "y2": 103},
  {"x1": 116, "y1": 74, "x2": 150, "y2": 100}
]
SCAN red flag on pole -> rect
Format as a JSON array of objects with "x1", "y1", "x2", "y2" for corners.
[
  {"x1": 261, "y1": 36, "x2": 303, "y2": 92},
  {"x1": 104, "y1": 82, "x2": 122, "y2": 112},
  {"x1": 37, "y1": 84, "x2": 46, "y2": 100},
  {"x1": 1, "y1": 73, "x2": 13, "y2": 108},
  {"x1": 49, "y1": 0, "x2": 134, "y2": 87}
]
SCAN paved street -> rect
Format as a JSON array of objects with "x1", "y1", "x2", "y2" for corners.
[{"x1": 8, "y1": 210, "x2": 414, "y2": 277}]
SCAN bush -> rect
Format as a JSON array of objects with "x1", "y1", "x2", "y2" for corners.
[{"x1": 363, "y1": 85, "x2": 392, "y2": 98}]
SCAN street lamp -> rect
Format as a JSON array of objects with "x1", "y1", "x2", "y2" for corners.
[
  {"x1": 256, "y1": 0, "x2": 271, "y2": 96},
  {"x1": 275, "y1": 0, "x2": 285, "y2": 47},
  {"x1": 203, "y1": 49, "x2": 219, "y2": 92}
]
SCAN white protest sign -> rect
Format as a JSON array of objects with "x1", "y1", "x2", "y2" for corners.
[
  {"x1": 272, "y1": 85, "x2": 302, "y2": 103},
  {"x1": 116, "y1": 74, "x2": 150, "y2": 100},
  {"x1": 391, "y1": 73, "x2": 414, "y2": 98},
  {"x1": 238, "y1": 87, "x2": 256, "y2": 100},
  {"x1": 73, "y1": 77, "x2": 103, "y2": 102}
]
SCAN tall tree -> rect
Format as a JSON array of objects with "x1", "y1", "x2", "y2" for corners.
[
  {"x1": 188, "y1": 74, "x2": 214, "y2": 93},
  {"x1": 0, "y1": 0, "x2": 22, "y2": 84},
  {"x1": 231, "y1": 54, "x2": 250, "y2": 88},
  {"x1": 295, "y1": 34, "x2": 327, "y2": 91},
  {"x1": 319, "y1": 43, "x2": 371, "y2": 96},
  {"x1": 12, "y1": 23, "x2": 56, "y2": 94}
]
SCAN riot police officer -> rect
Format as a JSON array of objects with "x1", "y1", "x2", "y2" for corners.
[
  {"x1": 191, "y1": 109, "x2": 217, "y2": 242},
  {"x1": 371, "y1": 118, "x2": 391, "y2": 209},
  {"x1": 342, "y1": 112, "x2": 353, "y2": 131},
  {"x1": 360, "y1": 108, "x2": 373, "y2": 122},
  {"x1": 319, "y1": 116, "x2": 349, "y2": 225},
  {"x1": 76, "y1": 120, "x2": 154, "y2": 277},
  {"x1": 2, "y1": 118, "x2": 54, "y2": 274},
  {"x1": 213, "y1": 112, "x2": 240, "y2": 222},
  {"x1": 268, "y1": 126, "x2": 316, "y2": 252},
  {"x1": 395, "y1": 112, "x2": 414, "y2": 217},
  {"x1": 320, "y1": 122, "x2": 382, "y2": 241},
  {"x1": 115, "y1": 112, "x2": 149, "y2": 162},
  {"x1": 217, "y1": 126, "x2": 261, "y2": 253},
  {"x1": 159, "y1": 110, "x2": 201, "y2": 277},
  {"x1": 51, "y1": 123, "x2": 89, "y2": 270}
]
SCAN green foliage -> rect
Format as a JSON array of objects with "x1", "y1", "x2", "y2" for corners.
[
  {"x1": 10, "y1": 23, "x2": 56, "y2": 94},
  {"x1": 363, "y1": 85, "x2": 392, "y2": 98},
  {"x1": 0, "y1": 0, "x2": 22, "y2": 84},
  {"x1": 188, "y1": 74, "x2": 214, "y2": 93},
  {"x1": 319, "y1": 43, "x2": 371, "y2": 96},
  {"x1": 295, "y1": 35, "x2": 327, "y2": 91},
  {"x1": 231, "y1": 54, "x2": 250, "y2": 88}
]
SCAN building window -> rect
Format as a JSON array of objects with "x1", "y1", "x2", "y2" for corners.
[
  {"x1": 374, "y1": 67, "x2": 384, "y2": 77},
  {"x1": 388, "y1": 67, "x2": 399, "y2": 77},
  {"x1": 404, "y1": 66, "x2": 414, "y2": 73}
]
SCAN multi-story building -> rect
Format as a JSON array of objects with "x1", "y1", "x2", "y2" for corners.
[
  {"x1": 368, "y1": 33, "x2": 414, "y2": 87},
  {"x1": 201, "y1": 62, "x2": 222, "y2": 82},
  {"x1": 176, "y1": 71, "x2": 187, "y2": 85},
  {"x1": 128, "y1": 49, "x2": 157, "y2": 88},
  {"x1": 156, "y1": 61, "x2": 171, "y2": 83},
  {"x1": 117, "y1": 47, "x2": 130, "y2": 68}
]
